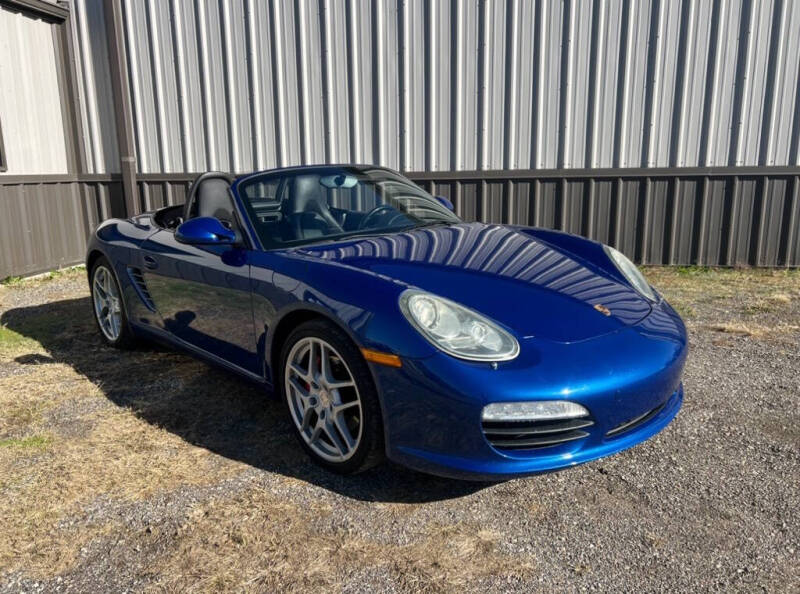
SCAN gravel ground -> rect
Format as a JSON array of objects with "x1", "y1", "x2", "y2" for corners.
[{"x1": 0, "y1": 267, "x2": 798, "y2": 593}]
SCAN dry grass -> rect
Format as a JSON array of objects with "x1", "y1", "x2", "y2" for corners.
[
  {"x1": 644, "y1": 267, "x2": 799, "y2": 337},
  {"x1": 149, "y1": 489, "x2": 532, "y2": 593}
]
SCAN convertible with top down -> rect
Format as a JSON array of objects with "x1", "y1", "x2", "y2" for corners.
[{"x1": 86, "y1": 165, "x2": 687, "y2": 479}]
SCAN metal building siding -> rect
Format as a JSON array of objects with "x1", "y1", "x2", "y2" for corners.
[
  {"x1": 67, "y1": 0, "x2": 800, "y2": 175},
  {"x1": 616, "y1": 1, "x2": 653, "y2": 168},
  {"x1": 0, "y1": 6, "x2": 69, "y2": 175}
]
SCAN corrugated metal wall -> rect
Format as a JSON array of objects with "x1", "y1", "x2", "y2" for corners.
[
  {"x1": 70, "y1": 0, "x2": 800, "y2": 175},
  {"x1": 2, "y1": 168, "x2": 798, "y2": 279},
  {"x1": 3, "y1": 0, "x2": 800, "y2": 278}
]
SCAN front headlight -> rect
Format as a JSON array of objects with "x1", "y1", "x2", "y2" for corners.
[
  {"x1": 399, "y1": 289, "x2": 520, "y2": 361},
  {"x1": 603, "y1": 245, "x2": 656, "y2": 301}
]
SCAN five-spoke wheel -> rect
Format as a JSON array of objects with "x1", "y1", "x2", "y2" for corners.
[
  {"x1": 90, "y1": 257, "x2": 135, "y2": 348},
  {"x1": 285, "y1": 337, "x2": 362, "y2": 462},
  {"x1": 281, "y1": 320, "x2": 384, "y2": 473}
]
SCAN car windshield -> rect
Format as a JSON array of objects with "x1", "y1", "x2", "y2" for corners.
[{"x1": 235, "y1": 167, "x2": 461, "y2": 249}]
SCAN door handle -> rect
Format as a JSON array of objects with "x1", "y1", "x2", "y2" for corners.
[{"x1": 143, "y1": 255, "x2": 158, "y2": 270}]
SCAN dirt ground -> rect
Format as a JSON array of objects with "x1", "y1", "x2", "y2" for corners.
[{"x1": 0, "y1": 267, "x2": 798, "y2": 593}]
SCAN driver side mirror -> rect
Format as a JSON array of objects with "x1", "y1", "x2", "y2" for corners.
[
  {"x1": 175, "y1": 217, "x2": 237, "y2": 245},
  {"x1": 435, "y1": 196, "x2": 454, "y2": 211}
]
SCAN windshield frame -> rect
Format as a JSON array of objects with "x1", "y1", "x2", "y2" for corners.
[{"x1": 232, "y1": 166, "x2": 462, "y2": 251}]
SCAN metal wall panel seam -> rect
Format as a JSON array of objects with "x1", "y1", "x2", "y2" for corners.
[
  {"x1": 479, "y1": 0, "x2": 490, "y2": 170},
  {"x1": 645, "y1": 0, "x2": 665, "y2": 167},
  {"x1": 453, "y1": 0, "x2": 462, "y2": 170},
  {"x1": 220, "y1": 0, "x2": 240, "y2": 171},
  {"x1": 195, "y1": 0, "x2": 216, "y2": 169},
  {"x1": 346, "y1": 0, "x2": 361, "y2": 163},
  {"x1": 296, "y1": 0, "x2": 310, "y2": 165},
  {"x1": 400, "y1": 0, "x2": 409, "y2": 171},
  {"x1": 268, "y1": 0, "x2": 286, "y2": 167},
  {"x1": 764, "y1": 0, "x2": 788, "y2": 165},
  {"x1": 146, "y1": 0, "x2": 169, "y2": 172},
  {"x1": 74, "y1": 0, "x2": 102, "y2": 171},
  {"x1": 504, "y1": 0, "x2": 518, "y2": 170},
  {"x1": 426, "y1": 0, "x2": 435, "y2": 170},
  {"x1": 321, "y1": 0, "x2": 333, "y2": 163},
  {"x1": 674, "y1": 0, "x2": 695, "y2": 167},
  {"x1": 589, "y1": 0, "x2": 605, "y2": 168},
  {"x1": 616, "y1": 0, "x2": 635, "y2": 167},
  {"x1": 734, "y1": 0, "x2": 757, "y2": 165},
  {"x1": 375, "y1": 0, "x2": 385, "y2": 165},
  {"x1": 171, "y1": 0, "x2": 193, "y2": 172},
  {"x1": 122, "y1": 0, "x2": 148, "y2": 172},
  {"x1": 245, "y1": 0, "x2": 262, "y2": 169}
]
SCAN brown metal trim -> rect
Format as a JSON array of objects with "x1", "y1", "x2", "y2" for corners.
[
  {"x1": 103, "y1": 0, "x2": 139, "y2": 216},
  {"x1": 0, "y1": 0, "x2": 68, "y2": 21}
]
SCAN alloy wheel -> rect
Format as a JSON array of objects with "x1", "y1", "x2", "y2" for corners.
[
  {"x1": 284, "y1": 337, "x2": 363, "y2": 462},
  {"x1": 92, "y1": 265, "x2": 123, "y2": 341}
]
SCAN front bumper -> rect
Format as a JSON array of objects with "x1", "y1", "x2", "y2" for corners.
[{"x1": 369, "y1": 299, "x2": 688, "y2": 481}]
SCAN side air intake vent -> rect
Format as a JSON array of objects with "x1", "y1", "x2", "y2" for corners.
[{"x1": 127, "y1": 267, "x2": 156, "y2": 311}]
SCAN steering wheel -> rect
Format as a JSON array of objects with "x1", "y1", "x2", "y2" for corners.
[{"x1": 358, "y1": 204, "x2": 398, "y2": 230}]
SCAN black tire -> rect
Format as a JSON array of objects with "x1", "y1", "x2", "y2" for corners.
[
  {"x1": 89, "y1": 256, "x2": 136, "y2": 349},
  {"x1": 279, "y1": 319, "x2": 385, "y2": 474}
]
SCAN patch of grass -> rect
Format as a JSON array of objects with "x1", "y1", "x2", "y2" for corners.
[
  {"x1": 0, "y1": 325, "x2": 39, "y2": 353},
  {"x1": 0, "y1": 266, "x2": 85, "y2": 288},
  {"x1": 769, "y1": 293, "x2": 792, "y2": 304},
  {"x1": 706, "y1": 323, "x2": 759, "y2": 336},
  {"x1": 0, "y1": 435, "x2": 51, "y2": 450},
  {"x1": 673, "y1": 266, "x2": 713, "y2": 276}
]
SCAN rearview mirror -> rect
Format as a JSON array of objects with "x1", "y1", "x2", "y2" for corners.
[
  {"x1": 435, "y1": 196, "x2": 454, "y2": 211},
  {"x1": 175, "y1": 217, "x2": 236, "y2": 245}
]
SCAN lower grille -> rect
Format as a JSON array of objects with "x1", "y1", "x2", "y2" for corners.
[
  {"x1": 606, "y1": 401, "x2": 667, "y2": 438},
  {"x1": 482, "y1": 417, "x2": 594, "y2": 451},
  {"x1": 127, "y1": 267, "x2": 156, "y2": 311}
]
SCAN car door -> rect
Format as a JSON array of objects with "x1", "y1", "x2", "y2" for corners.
[
  {"x1": 140, "y1": 230, "x2": 260, "y2": 375},
  {"x1": 138, "y1": 177, "x2": 260, "y2": 376}
]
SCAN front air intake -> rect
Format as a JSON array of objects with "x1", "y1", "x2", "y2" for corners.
[
  {"x1": 482, "y1": 416, "x2": 594, "y2": 451},
  {"x1": 606, "y1": 401, "x2": 667, "y2": 438}
]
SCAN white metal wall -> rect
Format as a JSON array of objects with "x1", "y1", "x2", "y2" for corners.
[
  {"x1": 0, "y1": 5, "x2": 69, "y2": 175},
  {"x1": 71, "y1": 0, "x2": 800, "y2": 175}
]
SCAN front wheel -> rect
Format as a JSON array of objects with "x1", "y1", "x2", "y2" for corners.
[
  {"x1": 280, "y1": 320, "x2": 384, "y2": 474},
  {"x1": 90, "y1": 257, "x2": 136, "y2": 349}
]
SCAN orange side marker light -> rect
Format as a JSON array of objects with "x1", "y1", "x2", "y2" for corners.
[{"x1": 361, "y1": 348, "x2": 402, "y2": 368}]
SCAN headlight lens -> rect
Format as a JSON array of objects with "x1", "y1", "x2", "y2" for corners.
[
  {"x1": 603, "y1": 245, "x2": 656, "y2": 301},
  {"x1": 399, "y1": 289, "x2": 520, "y2": 361},
  {"x1": 482, "y1": 401, "x2": 589, "y2": 422}
]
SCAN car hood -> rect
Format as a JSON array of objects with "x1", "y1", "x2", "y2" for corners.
[{"x1": 297, "y1": 223, "x2": 652, "y2": 342}]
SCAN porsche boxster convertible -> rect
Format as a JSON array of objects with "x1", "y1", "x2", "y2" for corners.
[{"x1": 86, "y1": 166, "x2": 687, "y2": 479}]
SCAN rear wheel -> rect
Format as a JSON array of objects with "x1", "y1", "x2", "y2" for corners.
[
  {"x1": 90, "y1": 257, "x2": 136, "y2": 349},
  {"x1": 280, "y1": 320, "x2": 384, "y2": 474}
]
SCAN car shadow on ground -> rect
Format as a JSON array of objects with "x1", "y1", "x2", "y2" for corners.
[{"x1": 2, "y1": 297, "x2": 489, "y2": 503}]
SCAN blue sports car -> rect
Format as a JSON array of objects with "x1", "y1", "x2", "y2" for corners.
[{"x1": 87, "y1": 166, "x2": 687, "y2": 480}]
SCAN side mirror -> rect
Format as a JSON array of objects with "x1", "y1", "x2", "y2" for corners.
[
  {"x1": 175, "y1": 217, "x2": 236, "y2": 245},
  {"x1": 435, "y1": 195, "x2": 454, "y2": 211}
]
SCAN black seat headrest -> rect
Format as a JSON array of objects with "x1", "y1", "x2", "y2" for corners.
[
  {"x1": 197, "y1": 178, "x2": 234, "y2": 221},
  {"x1": 284, "y1": 175, "x2": 326, "y2": 215}
]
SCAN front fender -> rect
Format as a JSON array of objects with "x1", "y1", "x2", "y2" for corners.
[{"x1": 250, "y1": 250, "x2": 437, "y2": 382}]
